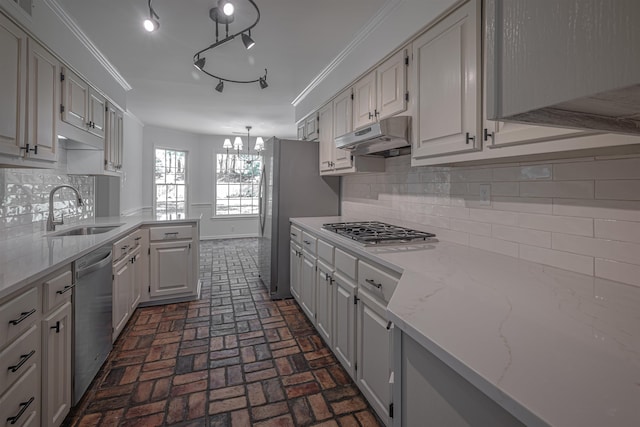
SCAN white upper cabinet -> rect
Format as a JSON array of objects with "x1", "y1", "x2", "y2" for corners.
[
  {"x1": 353, "y1": 71, "x2": 377, "y2": 130},
  {"x1": 332, "y1": 87, "x2": 355, "y2": 170},
  {"x1": 305, "y1": 112, "x2": 319, "y2": 141},
  {"x1": 353, "y1": 49, "x2": 408, "y2": 131},
  {"x1": 486, "y1": 0, "x2": 640, "y2": 135},
  {"x1": 27, "y1": 39, "x2": 59, "y2": 162},
  {"x1": 0, "y1": 13, "x2": 27, "y2": 158},
  {"x1": 61, "y1": 67, "x2": 89, "y2": 131},
  {"x1": 412, "y1": 0, "x2": 481, "y2": 160},
  {"x1": 87, "y1": 90, "x2": 106, "y2": 139},
  {"x1": 376, "y1": 49, "x2": 408, "y2": 121},
  {"x1": 318, "y1": 102, "x2": 334, "y2": 172}
]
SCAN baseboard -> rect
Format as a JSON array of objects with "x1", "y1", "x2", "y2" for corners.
[{"x1": 201, "y1": 233, "x2": 258, "y2": 240}]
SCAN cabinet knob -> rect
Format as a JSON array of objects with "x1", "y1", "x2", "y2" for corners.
[
  {"x1": 51, "y1": 321, "x2": 61, "y2": 333},
  {"x1": 465, "y1": 133, "x2": 476, "y2": 145},
  {"x1": 483, "y1": 128, "x2": 494, "y2": 143}
]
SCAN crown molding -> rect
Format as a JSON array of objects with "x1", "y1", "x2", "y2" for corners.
[
  {"x1": 44, "y1": 0, "x2": 132, "y2": 91},
  {"x1": 291, "y1": 0, "x2": 404, "y2": 107}
]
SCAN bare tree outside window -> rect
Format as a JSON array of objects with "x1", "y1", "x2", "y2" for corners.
[
  {"x1": 215, "y1": 153, "x2": 261, "y2": 216},
  {"x1": 154, "y1": 148, "x2": 187, "y2": 220}
]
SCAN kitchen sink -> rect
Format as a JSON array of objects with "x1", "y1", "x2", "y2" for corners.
[{"x1": 48, "y1": 224, "x2": 123, "y2": 237}]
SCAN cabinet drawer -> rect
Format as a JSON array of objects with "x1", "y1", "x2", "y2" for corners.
[
  {"x1": 335, "y1": 248, "x2": 357, "y2": 281},
  {"x1": 358, "y1": 260, "x2": 399, "y2": 303},
  {"x1": 42, "y1": 266, "x2": 73, "y2": 313},
  {"x1": 290, "y1": 225, "x2": 303, "y2": 245},
  {"x1": 317, "y1": 239, "x2": 334, "y2": 264},
  {"x1": 0, "y1": 287, "x2": 39, "y2": 345},
  {"x1": 0, "y1": 325, "x2": 38, "y2": 396},
  {"x1": 301, "y1": 231, "x2": 317, "y2": 255},
  {"x1": 113, "y1": 234, "x2": 133, "y2": 261},
  {"x1": 130, "y1": 228, "x2": 146, "y2": 249},
  {"x1": 0, "y1": 363, "x2": 38, "y2": 427},
  {"x1": 149, "y1": 225, "x2": 193, "y2": 241}
]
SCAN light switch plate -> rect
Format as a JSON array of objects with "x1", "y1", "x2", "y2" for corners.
[{"x1": 479, "y1": 184, "x2": 491, "y2": 206}]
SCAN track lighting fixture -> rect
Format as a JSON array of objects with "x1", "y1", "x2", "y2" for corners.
[
  {"x1": 241, "y1": 32, "x2": 255, "y2": 50},
  {"x1": 143, "y1": 0, "x2": 160, "y2": 32},
  {"x1": 194, "y1": 56, "x2": 206, "y2": 70},
  {"x1": 140, "y1": 0, "x2": 268, "y2": 91}
]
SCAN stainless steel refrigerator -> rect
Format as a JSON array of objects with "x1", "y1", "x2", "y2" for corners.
[{"x1": 258, "y1": 137, "x2": 340, "y2": 299}]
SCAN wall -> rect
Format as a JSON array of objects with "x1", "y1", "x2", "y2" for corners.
[
  {"x1": 142, "y1": 125, "x2": 259, "y2": 239},
  {"x1": 342, "y1": 153, "x2": 640, "y2": 289},
  {"x1": 0, "y1": 148, "x2": 94, "y2": 239},
  {"x1": 120, "y1": 112, "x2": 145, "y2": 215}
]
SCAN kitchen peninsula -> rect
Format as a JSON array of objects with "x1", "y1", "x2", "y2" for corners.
[{"x1": 291, "y1": 216, "x2": 640, "y2": 427}]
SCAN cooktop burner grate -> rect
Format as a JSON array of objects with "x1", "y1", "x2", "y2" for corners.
[{"x1": 322, "y1": 221, "x2": 435, "y2": 245}]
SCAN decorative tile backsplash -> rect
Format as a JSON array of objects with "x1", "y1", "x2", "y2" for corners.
[
  {"x1": 342, "y1": 153, "x2": 640, "y2": 288},
  {"x1": 0, "y1": 151, "x2": 94, "y2": 239}
]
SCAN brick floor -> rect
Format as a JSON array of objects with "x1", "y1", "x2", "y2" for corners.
[{"x1": 64, "y1": 238, "x2": 382, "y2": 427}]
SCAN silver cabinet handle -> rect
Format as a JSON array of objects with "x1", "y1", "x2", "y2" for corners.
[{"x1": 365, "y1": 278, "x2": 382, "y2": 289}]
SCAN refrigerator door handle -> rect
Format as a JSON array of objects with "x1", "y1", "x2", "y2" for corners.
[{"x1": 258, "y1": 164, "x2": 267, "y2": 235}]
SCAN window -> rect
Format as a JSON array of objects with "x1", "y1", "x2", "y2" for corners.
[
  {"x1": 215, "y1": 153, "x2": 261, "y2": 216},
  {"x1": 154, "y1": 148, "x2": 187, "y2": 220}
]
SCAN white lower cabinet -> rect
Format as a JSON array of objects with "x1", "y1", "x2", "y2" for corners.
[
  {"x1": 315, "y1": 260, "x2": 333, "y2": 346},
  {"x1": 112, "y1": 253, "x2": 131, "y2": 342},
  {"x1": 129, "y1": 245, "x2": 142, "y2": 311},
  {"x1": 357, "y1": 287, "x2": 393, "y2": 425},
  {"x1": 0, "y1": 363, "x2": 39, "y2": 427},
  {"x1": 332, "y1": 271, "x2": 357, "y2": 379},
  {"x1": 150, "y1": 239, "x2": 193, "y2": 297},
  {"x1": 42, "y1": 301, "x2": 72, "y2": 427},
  {"x1": 290, "y1": 242, "x2": 302, "y2": 301},
  {"x1": 299, "y1": 251, "x2": 317, "y2": 323}
]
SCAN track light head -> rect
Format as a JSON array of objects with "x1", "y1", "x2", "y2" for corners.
[
  {"x1": 215, "y1": 80, "x2": 224, "y2": 93},
  {"x1": 259, "y1": 77, "x2": 268, "y2": 89},
  {"x1": 143, "y1": 17, "x2": 159, "y2": 32},
  {"x1": 194, "y1": 56, "x2": 206, "y2": 70},
  {"x1": 220, "y1": 1, "x2": 234, "y2": 16},
  {"x1": 241, "y1": 32, "x2": 255, "y2": 50}
]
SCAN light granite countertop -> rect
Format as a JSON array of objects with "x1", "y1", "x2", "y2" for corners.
[
  {"x1": 291, "y1": 216, "x2": 640, "y2": 427},
  {"x1": 0, "y1": 214, "x2": 201, "y2": 300}
]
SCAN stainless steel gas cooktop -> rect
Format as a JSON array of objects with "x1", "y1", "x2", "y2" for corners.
[{"x1": 322, "y1": 221, "x2": 435, "y2": 245}]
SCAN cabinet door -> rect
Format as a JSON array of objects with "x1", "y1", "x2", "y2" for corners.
[
  {"x1": 0, "y1": 13, "x2": 27, "y2": 157},
  {"x1": 353, "y1": 71, "x2": 377, "y2": 130},
  {"x1": 290, "y1": 244, "x2": 301, "y2": 301},
  {"x1": 130, "y1": 246, "x2": 142, "y2": 311},
  {"x1": 87, "y1": 89, "x2": 106, "y2": 138},
  {"x1": 116, "y1": 109, "x2": 124, "y2": 169},
  {"x1": 412, "y1": 0, "x2": 481, "y2": 159},
  {"x1": 300, "y1": 253, "x2": 316, "y2": 323},
  {"x1": 305, "y1": 113, "x2": 319, "y2": 141},
  {"x1": 61, "y1": 67, "x2": 89, "y2": 131},
  {"x1": 377, "y1": 49, "x2": 407, "y2": 120},
  {"x1": 42, "y1": 301, "x2": 72, "y2": 427},
  {"x1": 104, "y1": 103, "x2": 117, "y2": 171},
  {"x1": 150, "y1": 240, "x2": 194, "y2": 298},
  {"x1": 27, "y1": 39, "x2": 59, "y2": 161},
  {"x1": 297, "y1": 121, "x2": 306, "y2": 140},
  {"x1": 332, "y1": 273, "x2": 356, "y2": 378},
  {"x1": 316, "y1": 262, "x2": 333, "y2": 347},
  {"x1": 112, "y1": 255, "x2": 131, "y2": 341},
  {"x1": 318, "y1": 102, "x2": 334, "y2": 172},
  {"x1": 332, "y1": 88, "x2": 354, "y2": 170},
  {"x1": 357, "y1": 288, "x2": 392, "y2": 424}
]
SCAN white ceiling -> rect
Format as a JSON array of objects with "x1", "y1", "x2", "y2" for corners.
[{"x1": 58, "y1": 0, "x2": 387, "y2": 138}]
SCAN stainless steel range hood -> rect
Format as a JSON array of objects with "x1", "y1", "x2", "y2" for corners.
[{"x1": 335, "y1": 116, "x2": 410, "y2": 156}]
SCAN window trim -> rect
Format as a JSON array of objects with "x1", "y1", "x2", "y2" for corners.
[
  {"x1": 213, "y1": 151, "x2": 261, "y2": 218},
  {"x1": 153, "y1": 145, "x2": 189, "y2": 219}
]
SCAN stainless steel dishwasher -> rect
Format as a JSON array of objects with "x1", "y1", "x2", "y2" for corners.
[{"x1": 73, "y1": 244, "x2": 113, "y2": 405}]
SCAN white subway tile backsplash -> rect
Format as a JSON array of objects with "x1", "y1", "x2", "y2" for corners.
[
  {"x1": 450, "y1": 218, "x2": 492, "y2": 236},
  {"x1": 469, "y1": 235, "x2": 519, "y2": 256},
  {"x1": 554, "y1": 158, "x2": 640, "y2": 181},
  {"x1": 595, "y1": 259, "x2": 640, "y2": 288},
  {"x1": 469, "y1": 208, "x2": 519, "y2": 226},
  {"x1": 520, "y1": 181, "x2": 594, "y2": 199},
  {"x1": 552, "y1": 233, "x2": 640, "y2": 266},
  {"x1": 594, "y1": 219, "x2": 640, "y2": 244},
  {"x1": 595, "y1": 180, "x2": 640, "y2": 200},
  {"x1": 517, "y1": 213, "x2": 593, "y2": 236},
  {"x1": 341, "y1": 154, "x2": 640, "y2": 288},
  {"x1": 492, "y1": 224, "x2": 551, "y2": 248},
  {"x1": 553, "y1": 198, "x2": 640, "y2": 222},
  {"x1": 519, "y1": 245, "x2": 594, "y2": 275}
]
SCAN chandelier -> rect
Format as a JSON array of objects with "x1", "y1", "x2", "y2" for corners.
[
  {"x1": 143, "y1": 0, "x2": 269, "y2": 91},
  {"x1": 223, "y1": 126, "x2": 264, "y2": 157}
]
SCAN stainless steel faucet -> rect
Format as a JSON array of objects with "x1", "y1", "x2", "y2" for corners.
[{"x1": 47, "y1": 185, "x2": 84, "y2": 231}]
